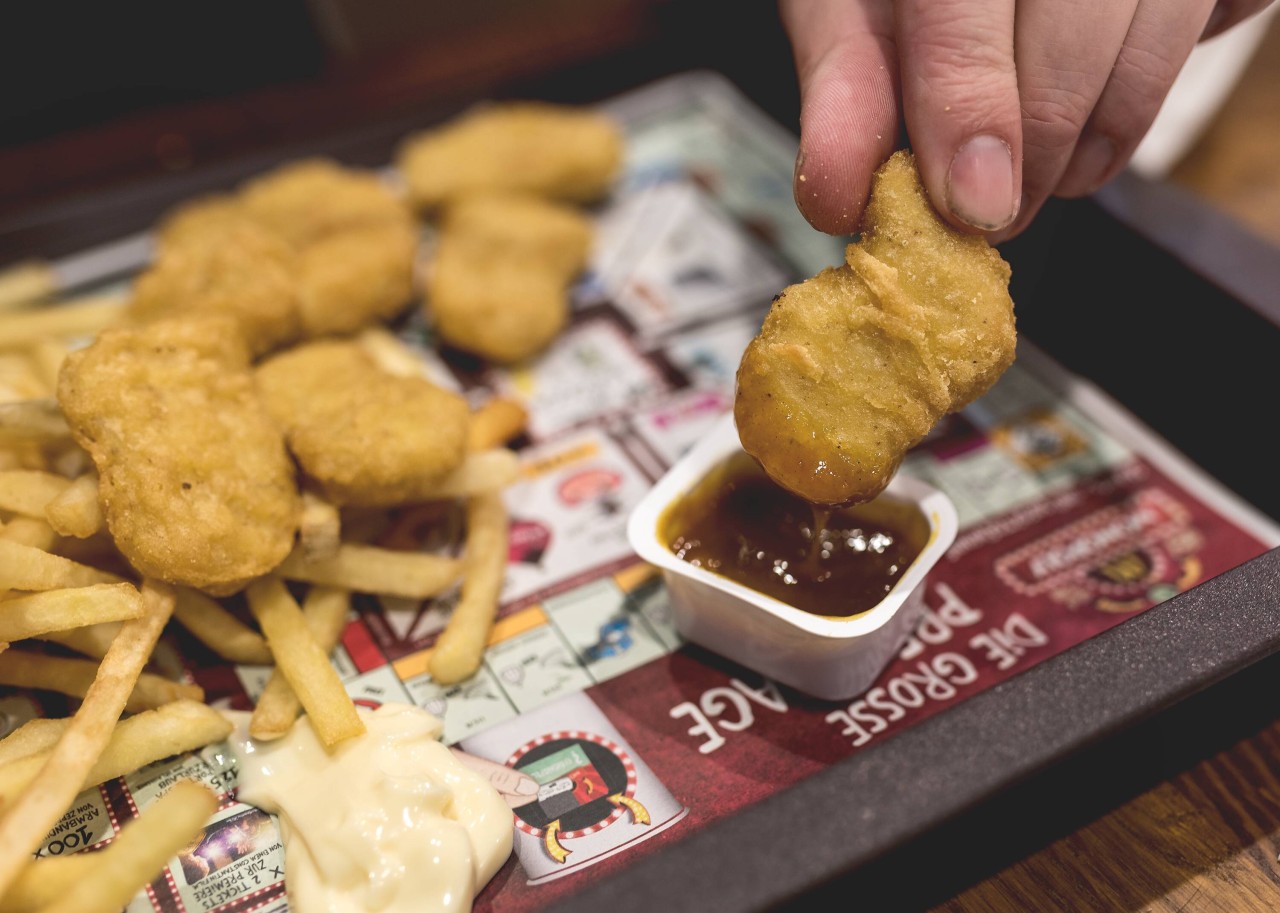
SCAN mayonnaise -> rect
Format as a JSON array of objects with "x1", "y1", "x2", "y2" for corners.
[{"x1": 230, "y1": 703, "x2": 512, "y2": 913}]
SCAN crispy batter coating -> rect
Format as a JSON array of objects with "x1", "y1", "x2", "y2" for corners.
[
  {"x1": 428, "y1": 193, "x2": 592, "y2": 363},
  {"x1": 129, "y1": 223, "x2": 301, "y2": 356},
  {"x1": 734, "y1": 151, "x2": 1016, "y2": 505},
  {"x1": 295, "y1": 222, "x2": 418, "y2": 339},
  {"x1": 239, "y1": 158, "x2": 415, "y2": 250},
  {"x1": 255, "y1": 341, "x2": 470, "y2": 506},
  {"x1": 153, "y1": 195, "x2": 258, "y2": 250},
  {"x1": 397, "y1": 102, "x2": 623, "y2": 210},
  {"x1": 57, "y1": 316, "x2": 301, "y2": 593}
]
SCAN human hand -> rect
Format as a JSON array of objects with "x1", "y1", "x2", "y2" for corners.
[{"x1": 780, "y1": 0, "x2": 1275, "y2": 241}]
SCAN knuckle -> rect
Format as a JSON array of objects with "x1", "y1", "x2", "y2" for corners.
[{"x1": 1020, "y1": 84, "x2": 1094, "y2": 154}]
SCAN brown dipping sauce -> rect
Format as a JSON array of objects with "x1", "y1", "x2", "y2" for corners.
[{"x1": 659, "y1": 452, "x2": 929, "y2": 617}]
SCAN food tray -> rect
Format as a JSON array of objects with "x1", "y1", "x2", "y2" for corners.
[{"x1": 3, "y1": 70, "x2": 1279, "y2": 913}]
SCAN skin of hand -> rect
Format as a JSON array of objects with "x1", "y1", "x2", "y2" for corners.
[{"x1": 779, "y1": 0, "x2": 1276, "y2": 241}]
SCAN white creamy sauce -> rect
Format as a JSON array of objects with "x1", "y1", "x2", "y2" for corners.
[{"x1": 229, "y1": 703, "x2": 512, "y2": 913}]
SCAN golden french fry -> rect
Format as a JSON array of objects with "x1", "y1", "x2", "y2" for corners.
[
  {"x1": 357, "y1": 326, "x2": 430, "y2": 378},
  {"x1": 275, "y1": 543, "x2": 462, "y2": 599},
  {"x1": 44, "y1": 475, "x2": 103, "y2": 539},
  {"x1": 0, "y1": 700, "x2": 231, "y2": 808},
  {"x1": 0, "y1": 470, "x2": 72, "y2": 517},
  {"x1": 0, "y1": 583, "x2": 142, "y2": 643},
  {"x1": 0, "y1": 260, "x2": 56, "y2": 312},
  {"x1": 412, "y1": 449, "x2": 520, "y2": 500},
  {"x1": 250, "y1": 586, "x2": 350, "y2": 740},
  {"x1": 0, "y1": 294, "x2": 126, "y2": 351},
  {"x1": 39, "y1": 779, "x2": 218, "y2": 913},
  {"x1": 38, "y1": 621, "x2": 121, "y2": 659},
  {"x1": 0, "y1": 649, "x2": 202, "y2": 712},
  {"x1": 429, "y1": 491, "x2": 509, "y2": 684},
  {"x1": 0, "y1": 517, "x2": 58, "y2": 551},
  {"x1": 27, "y1": 339, "x2": 70, "y2": 392},
  {"x1": 0, "y1": 355, "x2": 46, "y2": 401},
  {"x1": 0, "y1": 843, "x2": 100, "y2": 913},
  {"x1": 246, "y1": 577, "x2": 364, "y2": 747},
  {"x1": 0, "y1": 539, "x2": 123, "y2": 591},
  {"x1": 0, "y1": 718, "x2": 71, "y2": 767},
  {"x1": 0, "y1": 579, "x2": 174, "y2": 895},
  {"x1": 172, "y1": 587, "x2": 272, "y2": 665},
  {"x1": 468, "y1": 398, "x2": 528, "y2": 452},
  {"x1": 299, "y1": 490, "x2": 341, "y2": 562},
  {"x1": 0, "y1": 400, "x2": 70, "y2": 445}
]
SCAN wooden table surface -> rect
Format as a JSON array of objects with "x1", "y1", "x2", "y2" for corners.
[{"x1": 936, "y1": 16, "x2": 1280, "y2": 913}]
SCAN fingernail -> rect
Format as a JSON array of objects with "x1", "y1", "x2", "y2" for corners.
[
  {"x1": 946, "y1": 134, "x2": 1018, "y2": 231},
  {"x1": 1061, "y1": 133, "x2": 1115, "y2": 196}
]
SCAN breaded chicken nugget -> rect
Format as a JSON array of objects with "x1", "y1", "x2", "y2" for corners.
[
  {"x1": 57, "y1": 316, "x2": 301, "y2": 593},
  {"x1": 397, "y1": 102, "x2": 622, "y2": 210},
  {"x1": 239, "y1": 158, "x2": 415, "y2": 250},
  {"x1": 154, "y1": 194, "x2": 258, "y2": 250},
  {"x1": 129, "y1": 222, "x2": 301, "y2": 356},
  {"x1": 295, "y1": 222, "x2": 418, "y2": 338},
  {"x1": 428, "y1": 193, "x2": 592, "y2": 363},
  {"x1": 735, "y1": 151, "x2": 1016, "y2": 505},
  {"x1": 256, "y1": 341, "x2": 470, "y2": 506}
]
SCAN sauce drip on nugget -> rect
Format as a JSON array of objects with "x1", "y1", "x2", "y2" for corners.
[
  {"x1": 734, "y1": 151, "x2": 1017, "y2": 506},
  {"x1": 56, "y1": 315, "x2": 300, "y2": 594}
]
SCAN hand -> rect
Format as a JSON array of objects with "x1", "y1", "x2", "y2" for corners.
[{"x1": 780, "y1": 0, "x2": 1275, "y2": 241}]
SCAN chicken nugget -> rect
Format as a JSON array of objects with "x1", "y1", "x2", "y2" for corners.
[
  {"x1": 428, "y1": 193, "x2": 592, "y2": 363},
  {"x1": 239, "y1": 158, "x2": 415, "y2": 250},
  {"x1": 294, "y1": 221, "x2": 418, "y2": 339},
  {"x1": 129, "y1": 222, "x2": 301, "y2": 356},
  {"x1": 397, "y1": 102, "x2": 622, "y2": 210},
  {"x1": 154, "y1": 194, "x2": 258, "y2": 250},
  {"x1": 734, "y1": 151, "x2": 1016, "y2": 505},
  {"x1": 256, "y1": 341, "x2": 469, "y2": 506},
  {"x1": 57, "y1": 316, "x2": 301, "y2": 593}
]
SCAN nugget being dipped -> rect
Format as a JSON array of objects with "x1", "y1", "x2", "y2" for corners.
[
  {"x1": 57, "y1": 316, "x2": 301, "y2": 593},
  {"x1": 735, "y1": 151, "x2": 1016, "y2": 505},
  {"x1": 256, "y1": 340, "x2": 470, "y2": 506},
  {"x1": 428, "y1": 193, "x2": 592, "y2": 363},
  {"x1": 397, "y1": 102, "x2": 622, "y2": 209}
]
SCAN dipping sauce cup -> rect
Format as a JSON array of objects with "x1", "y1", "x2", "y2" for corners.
[{"x1": 627, "y1": 414, "x2": 958, "y2": 701}]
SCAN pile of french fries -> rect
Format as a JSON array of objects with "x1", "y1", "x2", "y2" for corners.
[{"x1": 0, "y1": 272, "x2": 527, "y2": 906}]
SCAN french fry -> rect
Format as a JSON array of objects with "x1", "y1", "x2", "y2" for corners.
[
  {"x1": 0, "y1": 355, "x2": 45, "y2": 401},
  {"x1": 0, "y1": 399, "x2": 70, "y2": 444},
  {"x1": 39, "y1": 779, "x2": 218, "y2": 913},
  {"x1": 45, "y1": 474, "x2": 104, "y2": 539},
  {"x1": 357, "y1": 326, "x2": 431, "y2": 378},
  {"x1": 0, "y1": 294, "x2": 126, "y2": 351},
  {"x1": 0, "y1": 845, "x2": 101, "y2": 913},
  {"x1": 0, "y1": 649, "x2": 202, "y2": 712},
  {"x1": 0, "y1": 539, "x2": 124, "y2": 590},
  {"x1": 0, "y1": 700, "x2": 231, "y2": 808},
  {"x1": 0, "y1": 579, "x2": 174, "y2": 895},
  {"x1": 276, "y1": 543, "x2": 462, "y2": 599},
  {"x1": 0, "y1": 470, "x2": 72, "y2": 517},
  {"x1": 0, "y1": 517, "x2": 58, "y2": 551},
  {"x1": 246, "y1": 577, "x2": 364, "y2": 747},
  {"x1": 413, "y1": 449, "x2": 520, "y2": 500},
  {"x1": 27, "y1": 339, "x2": 69, "y2": 392},
  {"x1": 172, "y1": 588, "x2": 272, "y2": 665},
  {"x1": 38, "y1": 621, "x2": 121, "y2": 660},
  {"x1": 0, "y1": 260, "x2": 56, "y2": 312},
  {"x1": 0, "y1": 718, "x2": 71, "y2": 767},
  {"x1": 250, "y1": 586, "x2": 350, "y2": 740},
  {"x1": 299, "y1": 490, "x2": 341, "y2": 562},
  {"x1": 429, "y1": 491, "x2": 509, "y2": 685},
  {"x1": 0, "y1": 583, "x2": 142, "y2": 643},
  {"x1": 468, "y1": 397, "x2": 528, "y2": 451}
]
